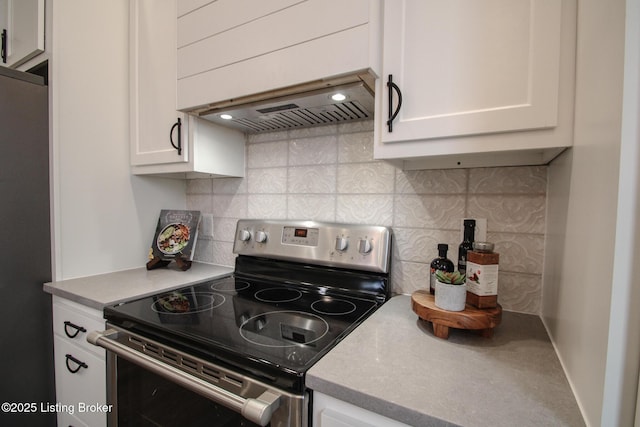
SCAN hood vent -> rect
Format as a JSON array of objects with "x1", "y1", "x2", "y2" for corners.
[{"x1": 200, "y1": 81, "x2": 374, "y2": 134}]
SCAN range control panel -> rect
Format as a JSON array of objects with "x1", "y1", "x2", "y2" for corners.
[
  {"x1": 282, "y1": 226, "x2": 320, "y2": 246},
  {"x1": 233, "y1": 220, "x2": 392, "y2": 274}
]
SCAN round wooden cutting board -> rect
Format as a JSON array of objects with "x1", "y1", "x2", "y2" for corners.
[{"x1": 411, "y1": 290, "x2": 502, "y2": 340}]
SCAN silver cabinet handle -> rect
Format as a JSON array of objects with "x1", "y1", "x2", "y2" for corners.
[{"x1": 87, "y1": 329, "x2": 280, "y2": 426}]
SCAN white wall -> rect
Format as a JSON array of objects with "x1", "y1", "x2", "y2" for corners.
[
  {"x1": 601, "y1": 0, "x2": 640, "y2": 424},
  {"x1": 50, "y1": 0, "x2": 185, "y2": 279},
  {"x1": 543, "y1": 0, "x2": 626, "y2": 425}
]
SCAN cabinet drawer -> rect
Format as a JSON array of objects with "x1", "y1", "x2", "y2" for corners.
[
  {"x1": 53, "y1": 298, "x2": 105, "y2": 357},
  {"x1": 53, "y1": 337, "x2": 107, "y2": 427}
]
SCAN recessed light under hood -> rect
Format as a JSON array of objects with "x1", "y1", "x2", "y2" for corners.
[{"x1": 200, "y1": 82, "x2": 374, "y2": 134}]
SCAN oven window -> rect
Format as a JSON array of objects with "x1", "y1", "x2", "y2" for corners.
[{"x1": 116, "y1": 357, "x2": 265, "y2": 427}]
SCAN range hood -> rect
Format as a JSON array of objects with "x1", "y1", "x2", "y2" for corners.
[{"x1": 192, "y1": 76, "x2": 375, "y2": 134}]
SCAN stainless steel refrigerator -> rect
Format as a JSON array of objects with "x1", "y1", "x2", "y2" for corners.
[{"x1": 0, "y1": 65, "x2": 55, "y2": 426}]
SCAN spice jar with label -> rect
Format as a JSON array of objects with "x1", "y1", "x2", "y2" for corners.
[{"x1": 465, "y1": 242, "x2": 499, "y2": 308}]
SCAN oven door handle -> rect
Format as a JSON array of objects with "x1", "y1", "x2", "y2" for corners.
[{"x1": 87, "y1": 329, "x2": 280, "y2": 426}]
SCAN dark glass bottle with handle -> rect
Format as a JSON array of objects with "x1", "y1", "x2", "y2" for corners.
[
  {"x1": 430, "y1": 244, "x2": 454, "y2": 294},
  {"x1": 457, "y1": 219, "x2": 476, "y2": 276}
]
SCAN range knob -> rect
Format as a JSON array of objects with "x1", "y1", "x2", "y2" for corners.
[
  {"x1": 358, "y1": 239, "x2": 373, "y2": 254},
  {"x1": 255, "y1": 230, "x2": 268, "y2": 243},
  {"x1": 335, "y1": 236, "x2": 349, "y2": 251},
  {"x1": 238, "y1": 229, "x2": 251, "y2": 242}
]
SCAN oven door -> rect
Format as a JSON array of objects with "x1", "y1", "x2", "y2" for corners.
[{"x1": 88, "y1": 327, "x2": 306, "y2": 427}]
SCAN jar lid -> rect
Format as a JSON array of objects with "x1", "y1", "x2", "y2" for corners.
[{"x1": 473, "y1": 242, "x2": 494, "y2": 252}]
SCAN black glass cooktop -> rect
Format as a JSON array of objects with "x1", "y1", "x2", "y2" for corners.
[{"x1": 104, "y1": 274, "x2": 380, "y2": 391}]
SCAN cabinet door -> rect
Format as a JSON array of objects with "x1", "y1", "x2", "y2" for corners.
[
  {"x1": 381, "y1": 0, "x2": 561, "y2": 143},
  {"x1": 0, "y1": 0, "x2": 44, "y2": 68},
  {"x1": 130, "y1": 0, "x2": 188, "y2": 166},
  {"x1": 54, "y1": 336, "x2": 106, "y2": 427}
]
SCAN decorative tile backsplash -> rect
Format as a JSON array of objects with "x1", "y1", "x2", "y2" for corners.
[{"x1": 187, "y1": 121, "x2": 547, "y2": 314}]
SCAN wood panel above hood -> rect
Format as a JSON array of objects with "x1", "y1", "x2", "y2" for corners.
[{"x1": 176, "y1": 0, "x2": 381, "y2": 114}]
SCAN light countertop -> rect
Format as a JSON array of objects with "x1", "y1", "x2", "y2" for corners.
[
  {"x1": 43, "y1": 262, "x2": 234, "y2": 310},
  {"x1": 307, "y1": 295, "x2": 585, "y2": 427}
]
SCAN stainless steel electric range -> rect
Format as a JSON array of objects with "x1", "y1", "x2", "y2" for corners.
[{"x1": 88, "y1": 220, "x2": 392, "y2": 427}]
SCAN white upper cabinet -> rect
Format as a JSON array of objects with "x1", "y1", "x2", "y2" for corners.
[
  {"x1": 0, "y1": 0, "x2": 44, "y2": 68},
  {"x1": 176, "y1": 0, "x2": 381, "y2": 112},
  {"x1": 375, "y1": 0, "x2": 577, "y2": 169},
  {"x1": 130, "y1": 0, "x2": 188, "y2": 166},
  {"x1": 130, "y1": 0, "x2": 244, "y2": 178}
]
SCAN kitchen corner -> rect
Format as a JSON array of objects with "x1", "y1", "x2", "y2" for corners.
[
  {"x1": 3, "y1": 0, "x2": 636, "y2": 425},
  {"x1": 307, "y1": 295, "x2": 584, "y2": 427}
]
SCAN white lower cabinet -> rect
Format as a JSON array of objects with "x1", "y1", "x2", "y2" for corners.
[
  {"x1": 313, "y1": 391, "x2": 409, "y2": 427},
  {"x1": 52, "y1": 296, "x2": 106, "y2": 427}
]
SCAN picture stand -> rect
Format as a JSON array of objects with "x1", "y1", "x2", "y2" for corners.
[{"x1": 146, "y1": 255, "x2": 192, "y2": 271}]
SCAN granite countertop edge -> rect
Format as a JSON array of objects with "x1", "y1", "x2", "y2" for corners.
[
  {"x1": 306, "y1": 295, "x2": 585, "y2": 427},
  {"x1": 43, "y1": 262, "x2": 234, "y2": 310}
]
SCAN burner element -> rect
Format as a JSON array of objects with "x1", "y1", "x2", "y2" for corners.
[
  {"x1": 255, "y1": 287, "x2": 303, "y2": 303},
  {"x1": 151, "y1": 292, "x2": 225, "y2": 315},
  {"x1": 311, "y1": 298, "x2": 357, "y2": 316},
  {"x1": 239, "y1": 310, "x2": 329, "y2": 348},
  {"x1": 210, "y1": 278, "x2": 250, "y2": 293}
]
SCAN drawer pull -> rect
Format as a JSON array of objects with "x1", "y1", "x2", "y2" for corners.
[
  {"x1": 64, "y1": 321, "x2": 87, "y2": 338},
  {"x1": 65, "y1": 354, "x2": 88, "y2": 374}
]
